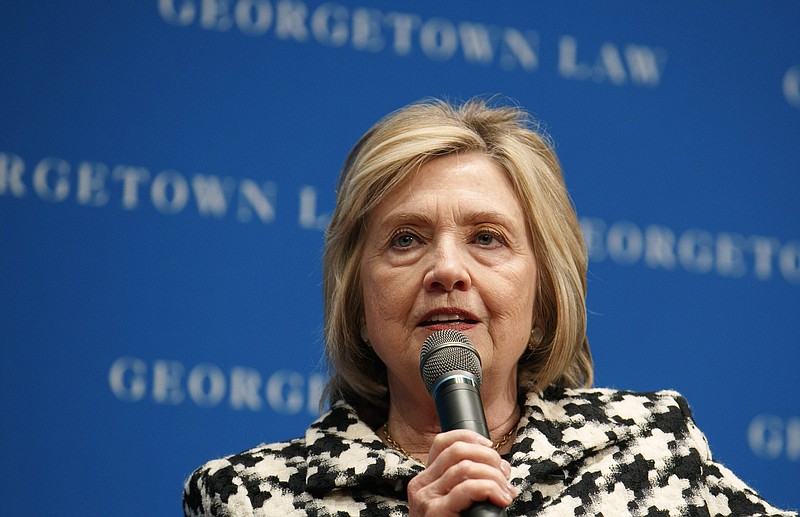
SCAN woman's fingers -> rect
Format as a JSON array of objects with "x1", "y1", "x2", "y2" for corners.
[
  {"x1": 427, "y1": 429, "x2": 494, "y2": 463},
  {"x1": 436, "y1": 458, "x2": 517, "y2": 501},
  {"x1": 410, "y1": 475, "x2": 516, "y2": 516},
  {"x1": 407, "y1": 430, "x2": 518, "y2": 516}
]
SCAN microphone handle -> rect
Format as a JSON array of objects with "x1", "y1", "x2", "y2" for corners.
[
  {"x1": 434, "y1": 379, "x2": 490, "y2": 437},
  {"x1": 433, "y1": 377, "x2": 507, "y2": 517},
  {"x1": 465, "y1": 501, "x2": 508, "y2": 517}
]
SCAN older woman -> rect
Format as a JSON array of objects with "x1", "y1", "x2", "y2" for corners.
[{"x1": 184, "y1": 99, "x2": 795, "y2": 516}]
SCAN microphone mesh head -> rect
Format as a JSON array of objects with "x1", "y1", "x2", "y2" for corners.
[{"x1": 419, "y1": 329, "x2": 482, "y2": 395}]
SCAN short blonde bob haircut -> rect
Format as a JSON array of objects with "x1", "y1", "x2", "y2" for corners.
[{"x1": 323, "y1": 98, "x2": 592, "y2": 421}]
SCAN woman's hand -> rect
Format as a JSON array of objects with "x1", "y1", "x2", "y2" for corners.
[{"x1": 407, "y1": 429, "x2": 517, "y2": 516}]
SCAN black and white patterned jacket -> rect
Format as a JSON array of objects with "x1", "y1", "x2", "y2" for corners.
[{"x1": 183, "y1": 387, "x2": 796, "y2": 516}]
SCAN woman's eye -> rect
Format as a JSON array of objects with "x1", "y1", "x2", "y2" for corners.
[
  {"x1": 475, "y1": 230, "x2": 504, "y2": 247},
  {"x1": 391, "y1": 232, "x2": 417, "y2": 248}
]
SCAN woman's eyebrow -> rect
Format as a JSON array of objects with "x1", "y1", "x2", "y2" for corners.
[
  {"x1": 376, "y1": 212, "x2": 435, "y2": 229},
  {"x1": 373, "y1": 210, "x2": 522, "y2": 239},
  {"x1": 461, "y1": 210, "x2": 517, "y2": 226}
]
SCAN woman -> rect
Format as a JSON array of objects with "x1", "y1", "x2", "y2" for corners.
[{"x1": 184, "y1": 98, "x2": 795, "y2": 516}]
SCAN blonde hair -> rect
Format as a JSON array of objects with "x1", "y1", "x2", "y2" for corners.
[{"x1": 322, "y1": 98, "x2": 592, "y2": 420}]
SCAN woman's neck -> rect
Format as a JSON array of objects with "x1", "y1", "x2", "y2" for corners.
[{"x1": 381, "y1": 378, "x2": 521, "y2": 465}]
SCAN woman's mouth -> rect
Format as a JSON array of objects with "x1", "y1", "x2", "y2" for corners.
[{"x1": 419, "y1": 311, "x2": 478, "y2": 329}]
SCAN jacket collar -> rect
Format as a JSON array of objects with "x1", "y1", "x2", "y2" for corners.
[
  {"x1": 510, "y1": 387, "x2": 683, "y2": 485},
  {"x1": 303, "y1": 388, "x2": 676, "y2": 494},
  {"x1": 304, "y1": 400, "x2": 422, "y2": 496}
]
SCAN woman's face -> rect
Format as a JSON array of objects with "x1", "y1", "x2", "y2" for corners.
[{"x1": 360, "y1": 152, "x2": 538, "y2": 397}]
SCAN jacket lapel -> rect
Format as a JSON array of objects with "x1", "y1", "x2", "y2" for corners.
[
  {"x1": 304, "y1": 401, "x2": 422, "y2": 496},
  {"x1": 510, "y1": 387, "x2": 682, "y2": 488}
]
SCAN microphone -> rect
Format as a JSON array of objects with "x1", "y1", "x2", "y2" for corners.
[{"x1": 420, "y1": 329, "x2": 507, "y2": 517}]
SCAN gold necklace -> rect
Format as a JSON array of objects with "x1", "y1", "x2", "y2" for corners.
[{"x1": 381, "y1": 423, "x2": 515, "y2": 467}]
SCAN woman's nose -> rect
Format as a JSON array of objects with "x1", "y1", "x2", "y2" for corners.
[{"x1": 423, "y1": 239, "x2": 472, "y2": 292}]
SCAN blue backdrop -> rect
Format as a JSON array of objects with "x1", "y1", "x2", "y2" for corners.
[{"x1": 2, "y1": 2, "x2": 798, "y2": 515}]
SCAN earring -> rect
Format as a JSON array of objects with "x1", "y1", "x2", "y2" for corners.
[
  {"x1": 528, "y1": 327, "x2": 544, "y2": 350},
  {"x1": 360, "y1": 325, "x2": 370, "y2": 346}
]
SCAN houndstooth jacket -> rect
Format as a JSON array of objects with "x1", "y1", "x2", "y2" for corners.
[{"x1": 183, "y1": 387, "x2": 796, "y2": 516}]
